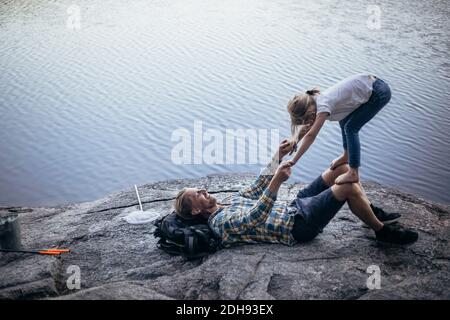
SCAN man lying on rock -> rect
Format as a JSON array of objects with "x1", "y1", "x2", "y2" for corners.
[{"x1": 174, "y1": 140, "x2": 418, "y2": 247}]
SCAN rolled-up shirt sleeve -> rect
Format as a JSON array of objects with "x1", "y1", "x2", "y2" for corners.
[{"x1": 238, "y1": 159, "x2": 278, "y2": 199}]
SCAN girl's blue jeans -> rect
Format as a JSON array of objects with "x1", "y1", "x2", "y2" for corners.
[{"x1": 339, "y1": 78, "x2": 391, "y2": 168}]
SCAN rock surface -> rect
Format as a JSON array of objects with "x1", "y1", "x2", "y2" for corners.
[{"x1": 0, "y1": 174, "x2": 449, "y2": 300}]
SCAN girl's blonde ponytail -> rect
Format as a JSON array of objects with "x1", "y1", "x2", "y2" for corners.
[
  {"x1": 305, "y1": 86, "x2": 321, "y2": 96},
  {"x1": 287, "y1": 86, "x2": 320, "y2": 143}
]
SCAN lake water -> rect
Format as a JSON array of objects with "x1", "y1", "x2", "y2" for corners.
[{"x1": 1, "y1": 0, "x2": 449, "y2": 206}]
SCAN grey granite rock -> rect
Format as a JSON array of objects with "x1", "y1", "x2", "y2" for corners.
[{"x1": 0, "y1": 174, "x2": 448, "y2": 300}]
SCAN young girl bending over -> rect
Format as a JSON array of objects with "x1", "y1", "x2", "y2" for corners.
[{"x1": 287, "y1": 73, "x2": 391, "y2": 184}]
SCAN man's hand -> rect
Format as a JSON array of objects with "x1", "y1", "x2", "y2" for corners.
[
  {"x1": 264, "y1": 139, "x2": 294, "y2": 177},
  {"x1": 274, "y1": 161, "x2": 292, "y2": 183},
  {"x1": 288, "y1": 140, "x2": 298, "y2": 156},
  {"x1": 268, "y1": 161, "x2": 292, "y2": 194},
  {"x1": 277, "y1": 139, "x2": 295, "y2": 161}
]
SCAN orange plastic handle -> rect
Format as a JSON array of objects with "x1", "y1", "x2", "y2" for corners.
[
  {"x1": 41, "y1": 249, "x2": 70, "y2": 254},
  {"x1": 38, "y1": 251, "x2": 61, "y2": 255}
]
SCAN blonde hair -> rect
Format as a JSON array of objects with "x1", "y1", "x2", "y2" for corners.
[
  {"x1": 174, "y1": 189, "x2": 193, "y2": 220},
  {"x1": 287, "y1": 87, "x2": 320, "y2": 143}
]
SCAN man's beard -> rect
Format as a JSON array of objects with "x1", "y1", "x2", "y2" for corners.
[
  {"x1": 206, "y1": 197, "x2": 217, "y2": 209},
  {"x1": 198, "y1": 197, "x2": 217, "y2": 219}
]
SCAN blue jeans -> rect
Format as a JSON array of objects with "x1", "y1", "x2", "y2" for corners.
[{"x1": 339, "y1": 78, "x2": 391, "y2": 168}]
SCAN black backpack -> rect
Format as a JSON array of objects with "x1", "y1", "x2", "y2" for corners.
[{"x1": 153, "y1": 212, "x2": 222, "y2": 259}]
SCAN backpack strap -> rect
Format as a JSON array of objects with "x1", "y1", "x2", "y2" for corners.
[
  {"x1": 184, "y1": 229, "x2": 197, "y2": 256},
  {"x1": 156, "y1": 238, "x2": 184, "y2": 256}
]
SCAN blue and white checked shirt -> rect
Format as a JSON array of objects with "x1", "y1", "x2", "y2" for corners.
[{"x1": 208, "y1": 163, "x2": 298, "y2": 247}]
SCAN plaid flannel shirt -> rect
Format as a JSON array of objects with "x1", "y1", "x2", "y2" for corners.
[{"x1": 208, "y1": 161, "x2": 297, "y2": 247}]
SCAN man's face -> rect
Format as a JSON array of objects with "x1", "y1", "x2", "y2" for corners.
[{"x1": 184, "y1": 188, "x2": 217, "y2": 215}]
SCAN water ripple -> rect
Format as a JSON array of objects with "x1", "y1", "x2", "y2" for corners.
[{"x1": 0, "y1": 0, "x2": 449, "y2": 206}]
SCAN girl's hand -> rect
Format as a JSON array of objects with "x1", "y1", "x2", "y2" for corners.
[{"x1": 286, "y1": 159, "x2": 296, "y2": 167}]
